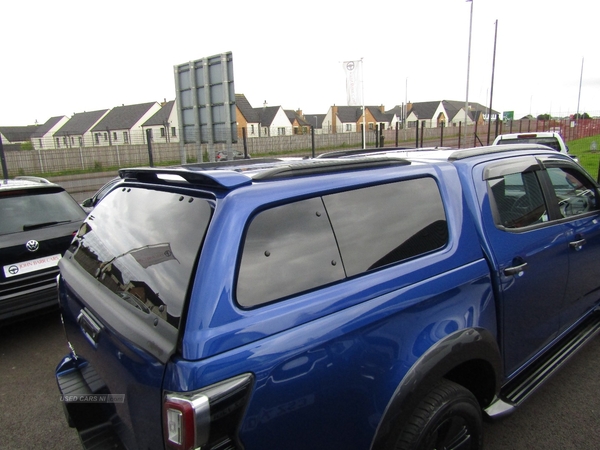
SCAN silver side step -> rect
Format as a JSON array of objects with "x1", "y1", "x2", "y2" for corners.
[{"x1": 485, "y1": 312, "x2": 600, "y2": 420}]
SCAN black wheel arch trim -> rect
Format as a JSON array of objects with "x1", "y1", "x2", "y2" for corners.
[{"x1": 370, "y1": 327, "x2": 502, "y2": 450}]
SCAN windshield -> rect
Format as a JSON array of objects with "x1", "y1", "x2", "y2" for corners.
[
  {"x1": 0, "y1": 188, "x2": 86, "y2": 235},
  {"x1": 70, "y1": 186, "x2": 213, "y2": 329}
]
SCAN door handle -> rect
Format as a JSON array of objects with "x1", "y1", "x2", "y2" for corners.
[
  {"x1": 569, "y1": 238, "x2": 586, "y2": 251},
  {"x1": 504, "y1": 262, "x2": 528, "y2": 276},
  {"x1": 77, "y1": 309, "x2": 102, "y2": 345}
]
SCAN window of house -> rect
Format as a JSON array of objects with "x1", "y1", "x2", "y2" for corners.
[
  {"x1": 345, "y1": 124, "x2": 352, "y2": 132},
  {"x1": 63, "y1": 137, "x2": 68, "y2": 146},
  {"x1": 160, "y1": 127, "x2": 166, "y2": 137},
  {"x1": 123, "y1": 132, "x2": 129, "y2": 144},
  {"x1": 78, "y1": 137, "x2": 82, "y2": 146},
  {"x1": 70, "y1": 137, "x2": 75, "y2": 145},
  {"x1": 237, "y1": 177, "x2": 447, "y2": 307},
  {"x1": 95, "y1": 134, "x2": 100, "y2": 144},
  {"x1": 171, "y1": 127, "x2": 177, "y2": 137},
  {"x1": 368, "y1": 123, "x2": 374, "y2": 130},
  {"x1": 39, "y1": 139, "x2": 43, "y2": 149},
  {"x1": 293, "y1": 127, "x2": 299, "y2": 135},
  {"x1": 277, "y1": 127, "x2": 286, "y2": 136},
  {"x1": 56, "y1": 138, "x2": 61, "y2": 148},
  {"x1": 113, "y1": 132, "x2": 118, "y2": 142},
  {"x1": 250, "y1": 125, "x2": 255, "y2": 135},
  {"x1": 103, "y1": 133, "x2": 108, "y2": 141}
]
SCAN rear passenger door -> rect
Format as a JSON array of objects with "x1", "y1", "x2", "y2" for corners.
[{"x1": 480, "y1": 157, "x2": 569, "y2": 376}]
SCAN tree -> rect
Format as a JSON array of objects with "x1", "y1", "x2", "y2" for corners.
[
  {"x1": 537, "y1": 114, "x2": 551, "y2": 120},
  {"x1": 572, "y1": 112, "x2": 591, "y2": 120}
]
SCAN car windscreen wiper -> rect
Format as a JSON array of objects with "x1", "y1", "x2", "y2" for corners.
[{"x1": 23, "y1": 220, "x2": 70, "y2": 231}]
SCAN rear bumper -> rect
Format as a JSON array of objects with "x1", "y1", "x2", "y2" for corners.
[
  {"x1": 0, "y1": 280, "x2": 58, "y2": 322},
  {"x1": 56, "y1": 355, "x2": 126, "y2": 450}
]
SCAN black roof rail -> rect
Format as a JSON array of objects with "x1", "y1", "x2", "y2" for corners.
[
  {"x1": 317, "y1": 147, "x2": 415, "y2": 159},
  {"x1": 179, "y1": 158, "x2": 283, "y2": 170},
  {"x1": 448, "y1": 144, "x2": 553, "y2": 161},
  {"x1": 252, "y1": 156, "x2": 410, "y2": 180}
]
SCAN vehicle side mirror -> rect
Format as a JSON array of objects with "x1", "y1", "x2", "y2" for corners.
[{"x1": 81, "y1": 198, "x2": 93, "y2": 208}]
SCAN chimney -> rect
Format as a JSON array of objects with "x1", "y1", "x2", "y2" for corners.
[
  {"x1": 380, "y1": 104, "x2": 385, "y2": 113},
  {"x1": 332, "y1": 105, "x2": 338, "y2": 134}
]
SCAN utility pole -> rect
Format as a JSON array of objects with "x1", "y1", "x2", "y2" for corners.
[
  {"x1": 487, "y1": 20, "x2": 498, "y2": 145},
  {"x1": 464, "y1": 0, "x2": 474, "y2": 147}
]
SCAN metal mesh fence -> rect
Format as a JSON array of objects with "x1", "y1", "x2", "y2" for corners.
[{"x1": 3, "y1": 118, "x2": 600, "y2": 201}]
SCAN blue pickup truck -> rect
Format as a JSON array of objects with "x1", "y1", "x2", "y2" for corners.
[{"x1": 56, "y1": 144, "x2": 600, "y2": 450}]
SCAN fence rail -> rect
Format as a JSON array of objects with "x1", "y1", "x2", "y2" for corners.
[{"x1": 3, "y1": 118, "x2": 600, "y2": 180}]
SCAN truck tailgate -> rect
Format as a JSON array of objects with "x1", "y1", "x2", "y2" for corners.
[{"x1": 57, "y1": 259, "x2": 169, "y2": 449}]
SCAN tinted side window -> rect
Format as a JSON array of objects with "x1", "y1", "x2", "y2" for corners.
[
  {"x1": 488, "y1": 171, "x2": 548, "y2": 228},
  {"x1": 323, "y1": 177, "x2": 447, "y2": 276},
  {"x1": 237, "y1": 197, "x2": 345, "y2": 308},
  {"x1": 237, "y1": 178, "x2": 448, "y2": 308},
  {"x1": 546, "y1": 167, "x2": 598, "y2": 217}
]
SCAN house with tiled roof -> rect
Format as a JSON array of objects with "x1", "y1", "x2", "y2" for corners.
[
  {"x1": 257, "y1": 104, "x2": 290, "y2": 136},
  {"x1": 285, "y1": 110, "x2": 314, "y2": 135},
  {"x1": 0, "y1": 125, "x2": 39, "y2": 149},
  {"x1": 323, "y1": 105, "x2": 394, "y2": 133},
  {"x1": 358, "y1": 106, "x2": 394, "y2": 132},
  {"x1": 384, "y1": 105, "x2": 406, "y2": 128},
  {"x1": 235, "y1": 94, "x2": 261, "y2": 138},
  {"x1": 142, "y1": 100, "x2": 179, "y2": 143},
  {"x1": 405, "y1": 100, "x2": 500, "y2": 128},
  {"x1": 234, "y1": 95, "x2": 290, "y2": 137},
  {"x1": 90, "y1": 102, "x2": 161, "y2": 146},
  {"x1": 53, "y1": 109, "x2": 109, "y2": 148},
  {"x1": 405, "y1": 101, "x2": 449, "y2": 128},
  {"x1": 30, "y1": 116, "x2": 69, "y2": 150},
  {"x1": 0, "y1": 125, "x2": 39, "y2": 148},
  {"x1": 304, "y1": 113, "x2": 325, "y2": 132},
  {"x1": 322, "y1": 106, "x2": 360, "y2": 133}
]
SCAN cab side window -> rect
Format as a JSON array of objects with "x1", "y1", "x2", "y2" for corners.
[
  {"x1": 488, "y1": 171, "x2": 548, "y2": 229},
  {"x1": 546, "y1": 167, "x2": 598, "y2": 218}
]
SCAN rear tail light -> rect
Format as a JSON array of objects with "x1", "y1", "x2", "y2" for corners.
[{"x1": 163, "y1": 373, "x2": 254, "y2": 450}]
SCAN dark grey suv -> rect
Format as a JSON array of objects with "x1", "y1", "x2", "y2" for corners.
[{"x1": 0, "y1": 177, "x2": 87, "y2": 321}]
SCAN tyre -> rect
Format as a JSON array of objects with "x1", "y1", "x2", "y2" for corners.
[{"x1": 394, "y1": 379, "x2": 482, "y2": 450}]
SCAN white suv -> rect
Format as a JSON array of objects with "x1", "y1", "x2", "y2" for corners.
[{"x1": 492, "y1": 131, "x2": 569, "y2": 154}]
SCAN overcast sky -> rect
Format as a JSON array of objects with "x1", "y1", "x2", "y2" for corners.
[{"x1": 1, "y1": 0, "x2": 598, "y2": 126}]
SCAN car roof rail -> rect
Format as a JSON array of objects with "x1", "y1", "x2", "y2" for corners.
[
  {"x1": 317, "y1": 147, "x2": 415, "y2": 159},
  {"x1": 252, "y1": 156, "x2": 410, "y2": 180},
  {"x1": 448, "y1": 144, "x2": 552, "y2": 161},
  {"x1": 14, "y1": 176, "x2": 52, "y2": 184}
]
